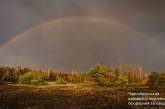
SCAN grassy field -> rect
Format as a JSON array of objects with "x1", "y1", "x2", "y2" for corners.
[
  {"x1": 0, "y1": 82, "x2": 128, "y2": 109},
  {"x1": 0, "y1": 83, "x2": 164, "y2": 109}
]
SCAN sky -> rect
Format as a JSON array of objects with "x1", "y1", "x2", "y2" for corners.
[{"x1": 0, "y1": 0, "x2": 165, "y2": 71}]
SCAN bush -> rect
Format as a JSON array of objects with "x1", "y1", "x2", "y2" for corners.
[
  {"x1": 96, "y1": 77, "x2": 112, "y2": 86},
  {"x1": 88, "y1": 64, "x2": 117, "y2": 86},
  {"x1": 147, "y1": 72, "x2": 165, "y2": 88},
  {"x1": 19, "y1": 72, "x2": 45, "y2": 85},
  {"x1": 0, "y1": 66, "x2": 32, "y2": 83},
  {"x1": 50, "y1": 72, "x2": 67, "y2": 81},
  {"x1": 147, "y1": 72, "x2": 159, "y2": 88},
  {"x1": 47, "y1": 72, "x2": 57, "y2": 81},
  {"x1": 66, "y1": 72, "x2": 87, "y2": 83},
  {"x1": 56, "y1": 78, "x2": 67, "y2": 84},
  {"x1": 158, "y1": 76, "x2": 165, "y2": 86},
  {"x1": 116, "y1": 77, "x2": 128, "y2": 87},
  {"x1": 0, "y1": 67, "x2": 19, "y2": 82}
]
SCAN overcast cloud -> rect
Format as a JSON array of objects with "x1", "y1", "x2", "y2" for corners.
[{"x1": 0, "y1": 0, "x2": 165, "y2": 71}]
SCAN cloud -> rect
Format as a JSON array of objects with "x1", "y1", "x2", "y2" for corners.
[
  {"x1": 1, "y1": 0, "x2": 165, "y2": 43},
  {"x1": 0, "y1": 0, "x2": 165, "y2": 71},
  {"x1": 0, "y1": 17, "x2": 164, "y2": 71}
]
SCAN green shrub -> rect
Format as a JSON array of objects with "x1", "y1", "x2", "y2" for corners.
[
  {"x1": 56, "y1": 78, "x2": 67, "y2": 84},
  {"x1": 88, "y1": 64, "x2": 117, "y2": 86},
  {"x1": 19, "y1": 72, "x2": 45, "y2": 85},
  {"x1": 147, "y1": 72, "x2": 159, "y2": 88},
  {"x1": 0, "y1": 66, "x2": 32, "y2": 83},
  {"x1": 19, "y1": 72, "x2": 33, "y2": 84},
  {"x1": 158, "y1": 76, "x2": 165, "y2": 86},
  {"x1": 96, "y1": 77, "x2": 112, "y2": 86},
  {"x1": 0, "y1": 67, "x2": 18, "y2": 82},
  {"x1": 116, "y1": 77, "x2": 128, "y2": 87}
]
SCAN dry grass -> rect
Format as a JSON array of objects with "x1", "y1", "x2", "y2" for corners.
[
  {"x1": 0, "y1": 83, "x2": 165, "y2": 109},
  {"x1": 0, "y1": 83, "x2": 127, "y2": 109}
]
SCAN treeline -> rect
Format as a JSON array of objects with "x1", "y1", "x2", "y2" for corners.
[
  {"x1": 0, "y1": 64, "x2": 164, "y2": 88},
  {"x1": 147, "y1": 72, "x2": 165, "y2": 88}
]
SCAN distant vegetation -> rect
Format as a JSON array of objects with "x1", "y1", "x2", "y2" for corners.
[
  {"x1": 147, "y1": 72, "x2": 165, "y2": 88},
  {"x1": 19, "y1": 72, "x2": 45, "y2": 85},
  {"x1": 0, "y1": 64, "x2": 164, "y2": 88}
]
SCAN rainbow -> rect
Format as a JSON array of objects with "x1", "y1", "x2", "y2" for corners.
[{"x1": 0, "y1": 16, "x2": 141, "y2": 49}]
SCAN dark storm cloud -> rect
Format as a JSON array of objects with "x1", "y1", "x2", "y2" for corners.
[
  {"x1": 0, "y1": 17, "x2": 150, "y2": 71},
  {"x1": 0, "y1": 0, "x2": 165, "y2": 71},
  {"x1": 1, "y1": 0, "x2": 165, "y2": 43},
  {"x1": 0, "y1": 0, "x2": 165, "y2": 43}
]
